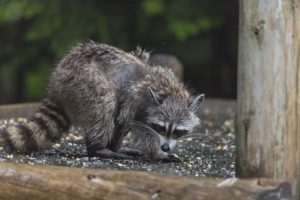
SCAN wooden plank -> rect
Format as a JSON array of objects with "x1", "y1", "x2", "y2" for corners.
[
  {"x1": 0, "y1": 103, "x2": 39, "y2": 119},
  {"x1": 0, "y1": 162, "x2": 292, "y2": 200},
  {"x1": 0, "y1": 99, "x2": 236, "y2": 119}
]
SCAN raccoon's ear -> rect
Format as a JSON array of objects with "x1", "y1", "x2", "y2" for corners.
[
  {"x1": 190, "y1": 94, "x2": 205, "y2": 112},
  {"x1": 148, "y1": 87, "x2": 163, "y2": 105}
]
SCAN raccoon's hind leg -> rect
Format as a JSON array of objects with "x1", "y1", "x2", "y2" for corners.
[{"x1": 1, "y1": 98, "x2": 70, "y2": 152}]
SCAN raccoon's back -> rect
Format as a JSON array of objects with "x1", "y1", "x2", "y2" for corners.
[
  {"x1": 48, "y1": 42, "x2": 147, "y2": 113},
  {"x1": 0, "y1": 42, "x2": 149, "y2": 152},
  {"x1": 53, "y1": 41, "x2": 145, "y2": 72}
]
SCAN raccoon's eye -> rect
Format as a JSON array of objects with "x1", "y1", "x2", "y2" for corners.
[
  {"x1": 151, "y1": 123, "x2": 166, "y2": 133},
  {"x1": 173, "y1": 129, "x2": 188, "y2": 138}
]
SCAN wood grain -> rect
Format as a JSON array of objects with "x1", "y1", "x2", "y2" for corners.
[
  {"x1": 0, "y1": 102, "x2": 39, "y2": 119},
  {"x1": 0, "y1": 162, "x2": 292, "y2": 200},
  {"x1": 237, "y1": 0, "x2": 300, "y2": 195}
]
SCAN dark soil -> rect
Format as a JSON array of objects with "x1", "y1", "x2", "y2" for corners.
[{"x1": 0, "y1": 99, "x2": 236, "y2": 178}]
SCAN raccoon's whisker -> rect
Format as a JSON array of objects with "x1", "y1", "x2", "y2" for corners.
[
  {"x1": 130, "y1": 121, "x2": 163, "y2": 143},
  {"x1": 130, "y1": 121, "x2": 159, "y2": 137},
  {"x1": 178, "y1": 133, "x2": 205, "y2": 140}
]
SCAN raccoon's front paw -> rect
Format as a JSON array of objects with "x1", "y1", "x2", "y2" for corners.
[
  {"x1": 155, "y1": 152, "x2": 182, "y2": 162},
  {"x1": 161, "y1": 153, "x2": 182, "y2": 162},
  {"x1": 166, "y1": 153, "x2": 182, "y2": 162}
]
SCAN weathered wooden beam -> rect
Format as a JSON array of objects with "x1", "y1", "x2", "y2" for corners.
[
  {"x1": 0, "y1": 99, "x2": 235, "y2": 119},
  {"x1": 0, "y1": 102, "x2": 39, "y2": 119},
  {"x1": 237, "y1": 0, "x2": 300, "y2": 196},
  {"x1": 0, "y1": 162, "x2": 292, "y2": 200}
]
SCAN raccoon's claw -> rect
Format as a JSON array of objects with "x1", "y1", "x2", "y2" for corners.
[
  {"x1": 166, "y1": 153, "x2": 182, "y2": 162},
  {"x1": 158, "y1": 153, "x2": 182, "y2": 163},
  {"x1": 118, "y1": 148, "x2": 144, "y2": 157}
]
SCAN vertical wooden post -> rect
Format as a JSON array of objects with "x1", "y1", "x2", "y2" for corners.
[{"x1": 237, "y1": 0, "x2": 300, "y2": 195}]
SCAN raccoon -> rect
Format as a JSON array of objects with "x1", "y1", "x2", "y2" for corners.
[{"x1": 0, "y1": 41, "x2": 204, "y2": 161}]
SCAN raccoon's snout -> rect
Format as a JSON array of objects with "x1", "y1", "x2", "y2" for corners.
[{"x1": 161, "y1": 143, "x2": 170, "y2": 152}]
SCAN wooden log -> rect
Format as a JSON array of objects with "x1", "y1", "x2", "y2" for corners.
[
  {"x1": 0, "y1": 162, "x2": 292, "y2": 200},
  {"x1": 0, "y1": 99, "x2": 235, "y2": 119},
  {"x1": 237, "y1": 0, "x2": 300, "y2": 195},
  {"x1": 0, "y1": 102, "x2": 39, "y2": 119}
]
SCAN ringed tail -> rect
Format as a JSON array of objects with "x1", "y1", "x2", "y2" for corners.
[{"x1": 0, "y1": 98, "x2": 70, "y2": 152}]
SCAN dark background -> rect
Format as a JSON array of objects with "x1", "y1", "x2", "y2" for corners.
[{"x1": 0, "y1": 0, "x2": 238, "y2": 104}]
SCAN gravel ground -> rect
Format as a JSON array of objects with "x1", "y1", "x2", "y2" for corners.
[{"x1": 0, "y1": 100, "x2": 236, "y2": 178}]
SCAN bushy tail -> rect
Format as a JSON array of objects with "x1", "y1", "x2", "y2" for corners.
[{"x1": 0, "y1": 98, "x2": 70, "y2": 152}]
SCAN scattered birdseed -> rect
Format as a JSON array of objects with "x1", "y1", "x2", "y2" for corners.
[{"x1": 0, "y1": 101, "x2": 236, "y2": 178}]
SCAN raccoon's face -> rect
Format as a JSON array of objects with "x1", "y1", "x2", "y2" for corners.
[{"x1": 146, "y1": 87, "x2": 204, "y2": 152}]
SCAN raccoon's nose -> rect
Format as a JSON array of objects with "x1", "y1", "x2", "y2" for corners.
[{"x1": 161, "y1": 143, "x2": 170, "y2": 152}]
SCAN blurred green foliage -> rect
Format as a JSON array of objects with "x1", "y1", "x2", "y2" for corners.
[{"x1": 0, "y1": 0, "x2": 238, "y2": 103}]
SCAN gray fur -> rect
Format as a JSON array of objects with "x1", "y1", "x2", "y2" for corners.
[
  {"x1": 1, "y1": 41, "x2": 203, "y2": 160},
  {"x1": 131, "y1": 46, "x2": 150, "y2": 63}
]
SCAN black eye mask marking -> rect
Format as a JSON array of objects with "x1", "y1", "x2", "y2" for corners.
[
  {"x1": 151, "y1": 123, "x2": 166, "y2": 134},
  {"x1": 173, "y1": 129, "x2": 188, "y2": 138}
]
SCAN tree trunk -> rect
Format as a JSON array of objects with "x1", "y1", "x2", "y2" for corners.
[
  {"x1": 237, "y1": 0, "x2": 300, "y2": 195},
  {"x1": 0, "y1": 162, "x2": 292, "y2": 200}
]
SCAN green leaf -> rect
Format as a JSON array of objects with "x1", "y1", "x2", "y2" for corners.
[
  {"x1": 142, "y1": 0, "x2": 164, "y2": 16},
  {"x1": 0, "y1": 0, "x2": 42, "y2": 22},
  {"x1": 25, "y1": 64, "x2": 51, "y2": 100}
]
